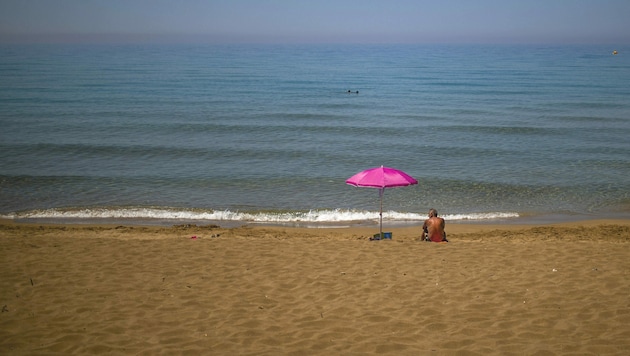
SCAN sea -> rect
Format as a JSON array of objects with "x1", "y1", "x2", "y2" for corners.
[{"x1": 1, "y1": 43, "x2": 629, "y2": 227}]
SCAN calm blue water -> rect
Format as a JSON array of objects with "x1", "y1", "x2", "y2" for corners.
[{"x1": 1, "y1": 43, "x2": 629, "y2": 226}]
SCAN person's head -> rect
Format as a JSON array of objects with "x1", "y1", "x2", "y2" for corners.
[{"x1": 429, "y1": 208, "x2": 438, "y2": 217}]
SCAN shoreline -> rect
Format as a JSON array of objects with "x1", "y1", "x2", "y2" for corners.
[
  {"x1": 2, "y1": 217, "x2": 630, "y2": 240},
  {"x1": 3, "y1": 204, "x2": 630, "y2": 230},
  {"x1": 3, "y1": 203, "x2": 629, "y2": 230}
]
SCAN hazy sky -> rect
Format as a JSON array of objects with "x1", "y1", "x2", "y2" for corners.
[{"x1": 1, "y1": 0, "x2": 629, "y2": 44}]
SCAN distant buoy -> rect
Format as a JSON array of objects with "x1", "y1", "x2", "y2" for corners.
[{"x1": 612, "y1": 50, "x2": 618, "y2": 55}]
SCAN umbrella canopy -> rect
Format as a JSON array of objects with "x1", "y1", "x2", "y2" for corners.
[
  {"x1": 346, "y1": 166, "x2": 418, "y2": 238},
  {"x1": 346, "y1": 165, "x2": 418, "y2": 188}
]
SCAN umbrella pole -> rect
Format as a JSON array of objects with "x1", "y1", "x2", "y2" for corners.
[{"x1": 379, "y1": 188, "x2": 384, "y2": 238}]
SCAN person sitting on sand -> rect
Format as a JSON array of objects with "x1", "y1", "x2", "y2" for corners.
[{"x1": 422, "y1": 208, "x2": 448, "y2": 242}]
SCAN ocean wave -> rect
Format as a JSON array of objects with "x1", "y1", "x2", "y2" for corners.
[{"x1": 1, "y1": 207, "x2": 519, "y2": 225}]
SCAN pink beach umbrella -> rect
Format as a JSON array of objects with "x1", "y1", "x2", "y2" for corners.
[{"x1": 346, "y1": 165, "x2": 418, "y2": 238}]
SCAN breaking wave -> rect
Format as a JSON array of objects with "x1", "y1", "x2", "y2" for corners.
[{"x1": 1, "y1": 206, "x2": 519, "y2": 226}]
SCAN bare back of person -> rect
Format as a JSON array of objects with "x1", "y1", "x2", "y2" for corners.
[{"x1": 422, "y1": 208, "x2": 447, "y2": 242}]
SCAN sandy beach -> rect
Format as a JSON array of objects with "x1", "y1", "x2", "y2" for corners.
[{"x1": 1, "y1": 219, "x2": 629, "y2": 355}]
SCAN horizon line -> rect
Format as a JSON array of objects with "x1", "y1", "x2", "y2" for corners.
[{"x1": 1, "y1": 32, "x2": 628, "y2": 46}]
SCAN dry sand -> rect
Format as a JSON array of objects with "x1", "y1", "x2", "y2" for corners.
[{"x1": 1, "y1": 219, "x2": 629, "y2": 355}]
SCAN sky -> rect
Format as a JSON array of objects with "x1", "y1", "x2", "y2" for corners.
[{"x1": 1, "y1": 0, "x2": 629, "y2": 44}]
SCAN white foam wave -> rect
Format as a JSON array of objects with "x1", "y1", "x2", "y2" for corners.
[
  {"x1": 2, "y1": 207, "x2": 519, "y2": 224},
  {"x1": 445, "y1": 212, "x2": 520, "y2": 220}
]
